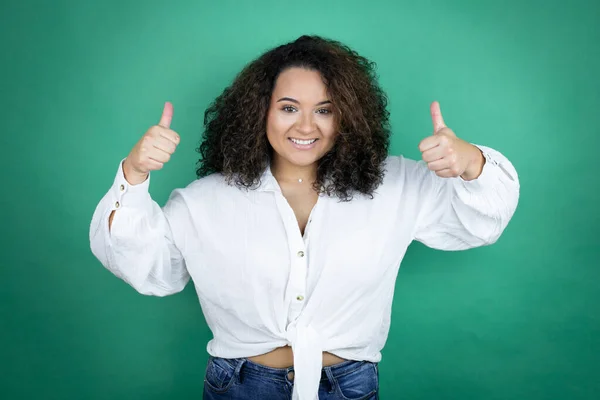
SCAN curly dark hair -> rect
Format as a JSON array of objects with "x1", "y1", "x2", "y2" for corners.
[{"x1": 196, "y1": 34, "x2": 391, "y2": 201}]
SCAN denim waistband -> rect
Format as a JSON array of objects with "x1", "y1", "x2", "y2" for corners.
[{"x1": 211, "y1": 356, "x2": 374, "y2": 383}]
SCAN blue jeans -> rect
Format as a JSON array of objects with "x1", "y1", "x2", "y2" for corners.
[{"x1": 203, "y1": 356, "x2": 379, "y2": 400}]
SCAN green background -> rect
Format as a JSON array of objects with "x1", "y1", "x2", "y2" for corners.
[{"x1": 1, "y1": 0, "x2": 598, "y2": 399}]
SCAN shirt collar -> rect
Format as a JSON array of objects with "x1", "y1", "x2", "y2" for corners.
[
  {"x1": 253, "y1": 161, "x2": 333, "y2": 196},
  {"x1": 256, "y1": 163, "x2": 281, "y2": 193}
]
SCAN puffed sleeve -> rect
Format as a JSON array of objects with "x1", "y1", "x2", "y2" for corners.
[
  {"x1": 89, "y1": 159, "x2": 191, "y2": 296},
  {"x1": 412, "y1": 145, "x2": 520, "y2": 250}
]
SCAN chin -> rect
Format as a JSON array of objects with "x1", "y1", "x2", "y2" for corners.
[{"x1": 285, "y1": 152, "x2": 321, "y2": 167}]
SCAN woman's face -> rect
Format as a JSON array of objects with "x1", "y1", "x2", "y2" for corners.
[{"x1": 266, "y1": 67, "x2": 338, "y2": 170}]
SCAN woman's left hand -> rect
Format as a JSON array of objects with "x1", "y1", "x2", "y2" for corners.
[{"x1": 418, "y1": 101, "x2": 485, "y2": 181}]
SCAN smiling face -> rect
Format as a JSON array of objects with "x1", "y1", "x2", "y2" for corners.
[{"x1": 266, "y1": 67, "x2": 338, "y2": 171}]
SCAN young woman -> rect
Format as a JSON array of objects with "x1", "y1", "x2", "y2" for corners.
[{"x1": 90, "y1": 35, "x2": 520, "y2": 400}]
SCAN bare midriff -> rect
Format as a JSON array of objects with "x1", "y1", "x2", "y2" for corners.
[{"x1": 247, "y1": 345, "x2": 346, "y2": 368}]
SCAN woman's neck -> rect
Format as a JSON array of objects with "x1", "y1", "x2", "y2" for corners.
[{"x1": 271, "y1": 156, "x2": 317, "y2": 185}]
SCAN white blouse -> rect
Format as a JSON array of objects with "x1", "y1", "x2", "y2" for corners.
[{"x1": 89, "y1": 144, "x2": 519, "y2": 400}]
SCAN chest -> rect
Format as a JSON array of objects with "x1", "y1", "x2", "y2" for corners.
[
  {"x1": 186, "y1": 187, "x2": 418, "y2": 311},
  {"x1": 189, "y1": 189, "x2": 409, "y2": 272},
  {"x1": 279, "y1": 184, "x2": 318, "y2": 236}
]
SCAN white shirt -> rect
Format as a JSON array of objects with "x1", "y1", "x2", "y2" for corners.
[{"x1": 89, "y1": 144, "x2": 519, "y2": 400}]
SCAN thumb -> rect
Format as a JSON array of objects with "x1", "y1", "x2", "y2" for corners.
[
  {"x1": 430, "y1": 101, "x2": 446, "y2": 134},
  {"x1": 159, "y1": 101, "x2": 173, "y2": 128}
]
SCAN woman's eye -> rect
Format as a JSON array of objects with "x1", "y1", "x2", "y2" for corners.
[{"x1": 281, "y1": 106, "x2": 331, "y2": 114}]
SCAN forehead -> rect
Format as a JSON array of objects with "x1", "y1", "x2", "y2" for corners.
[{"x1": 272, "y1": 67, "x2": 328, "y2": 99}]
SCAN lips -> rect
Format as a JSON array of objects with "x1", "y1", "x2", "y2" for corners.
[
  {"x1": 290, "y1": 138, "x2": 318, "y2": 145},
  {"x1": 288, "y1": 137, "x2": 319, "y2": 150}
]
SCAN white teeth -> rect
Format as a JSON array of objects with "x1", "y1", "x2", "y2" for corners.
[{"x1": 291, "y1": 138, "x2": 317, "y2": 145}]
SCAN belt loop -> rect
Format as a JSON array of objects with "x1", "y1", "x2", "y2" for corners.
[
  {"x1": 234, "y1": 359, "x2": 247, "y2": 384},
  {"x1": 324, "y1": 366, "x2": 336, "y2": 394}
]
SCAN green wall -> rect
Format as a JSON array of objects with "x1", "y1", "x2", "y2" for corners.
[{"x1": 1, "y1": 0, "x2": 598, "y2": 399}]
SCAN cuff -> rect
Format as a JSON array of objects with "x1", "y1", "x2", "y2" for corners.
[
  {"x1": 110, "y1": 159, "x2": 152, "y2": 211},
  {"x1": 458, "y1": 144, "x2": 518, "y2": 192}
]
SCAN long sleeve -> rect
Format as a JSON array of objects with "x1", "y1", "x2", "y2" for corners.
[
  {"x1": 413, "y1": 145, "x2": 520, "y2": 250},
  {"x1": 89, "y1": 160, "x2": 191, "y2": 296}
]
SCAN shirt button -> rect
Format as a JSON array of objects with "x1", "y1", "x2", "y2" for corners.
[
  {"x1": 119, "y1": 184, "x2": 125, "y2": 191},
  {"x1": 296, "y1": 295, "x2": 304, "y2": 301},
  {"x1": 297, "y1": 251, "x2": 304, "y2": 258},
  {"x1": 115, "y1": 201, "x2": 120, "y2": 208}
]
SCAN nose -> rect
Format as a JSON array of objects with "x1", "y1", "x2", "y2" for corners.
[{"x1": 296, "y1": 111, "x2": 316, "y2": 135}]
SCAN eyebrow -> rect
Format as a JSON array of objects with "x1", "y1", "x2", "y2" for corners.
[{"x1": 276, "y1": 97, "x2": 332, "y2": 106}]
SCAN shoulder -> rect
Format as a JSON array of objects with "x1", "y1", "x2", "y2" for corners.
[
  {"x1": 381, "y1": 154, "x2": 429, "y2": 183},
  {"x1": 185, "y1": 172, "x2": 229, "y2": 192},
  {"x1": 374, "y1": 154, "x2": 443, "y2": 199},
  {"x1": 169, "y1": 173, "x2": 244, "y2": 204}
]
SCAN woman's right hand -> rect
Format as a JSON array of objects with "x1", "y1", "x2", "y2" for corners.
[{"x1": 122, "y1": 101, "x2": 180, "y2": 185}]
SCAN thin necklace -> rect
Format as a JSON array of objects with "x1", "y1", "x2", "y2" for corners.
[{"x1": 274, "y1": 175, "x2": 311, "y2": 184}]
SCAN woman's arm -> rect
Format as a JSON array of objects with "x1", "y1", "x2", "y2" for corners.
[
  {"x1": 89, "y1": 160, "x2": 191, "y2": 296},
  {"x1": 412, "y1": 102, "x2": 520, "y2": 249},
  {"x1": 412, "y1": 144, "x2": 520, "y2": 250}
]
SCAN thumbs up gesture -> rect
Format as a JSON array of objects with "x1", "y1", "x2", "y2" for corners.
[
  {"x1": 123, "y1": 102, "x2": 181, "y2": 185},
  {"x1": 418, "y1": 101, "x2": 484, "y2": 181}
]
